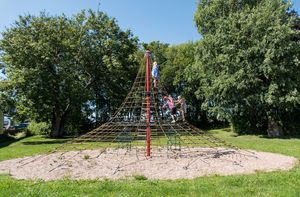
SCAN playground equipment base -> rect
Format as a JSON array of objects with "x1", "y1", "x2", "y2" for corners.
[{"x1": 0, "y1": 147, "x2": 297, "y2": 181}]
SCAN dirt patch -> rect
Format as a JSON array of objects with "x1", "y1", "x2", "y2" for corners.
[{"x1": 0, "y1": 147, "x2": 297, "y2": 180}]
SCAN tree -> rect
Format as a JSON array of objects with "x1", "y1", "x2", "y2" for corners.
[
  {"x1": 160, "y1": 42, "x2": 195, "y2": 92},
  {"x1": 194, "y1": 0, "x2": 263, "y2": 35},
  {"x1": 160, "y1": 42, "x2": 202, "y2": 123},
  {"x1": 142, "y1": 41, "x2": 213, "y2": 125},
  {"x1": 71, "y1": 11, "x2": 139, "y2": 127},
  {"x1": 193, "y1": 0, "x2": 300, "y2": 136},
  {"x1": 0, "y1": 80, "x2": 15, "y2": 116},
  {"x1": 0, "y1": 10, "x2": 138, "y2": 137}
]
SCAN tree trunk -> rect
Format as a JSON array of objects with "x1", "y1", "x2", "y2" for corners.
[
  {"x1": 95, "y1": 97, "x2": 99, "y2": 127},
  {"x1": 267, "y1": 117, "x2": 282, "y2": 137},
  {"x1": 59, "y1": 108, "x2": 70, "y2": 134},
  {"x1": 0, "y1": 110, "x2": 4, "y2": 135},
  {"x1": 51, "y1": 107, "x2": 69, "y2": 138},
  {"x1": 51, "y1": 110, "x2": 62, "y2": 138}
]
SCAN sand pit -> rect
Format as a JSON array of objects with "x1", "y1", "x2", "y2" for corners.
[{"x1": 0, "y1": 147, "x2": 297, "y2": 181}]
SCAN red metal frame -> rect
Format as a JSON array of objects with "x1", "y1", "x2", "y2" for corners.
[{"x1": 145, "y1": 50, "x2": 151, "y2": 156}]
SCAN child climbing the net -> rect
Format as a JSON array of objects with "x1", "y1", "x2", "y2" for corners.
[
  {"x1": 163, "y1": 95, "x2": 177, "y2": 123},
  {"x1": 151, "y1": 61, "x2": 159, "y2": 88},
  {"x1": 176, "y1": 96, "x2": 187, "y2": 121}
]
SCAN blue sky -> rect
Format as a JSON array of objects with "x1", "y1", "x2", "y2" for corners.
[
  {"x1": 0, "y1": 0, "x2": 300, "y2": 45},
  {"x1": 0, "y1": 0, "x2": 299, "y2": 79},
  {"x1": 0, "y1": 0, "x2": 200, "y2": 45}
]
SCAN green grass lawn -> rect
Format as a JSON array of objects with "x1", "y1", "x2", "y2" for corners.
[{"x1": 0, "y1": 129, "x2": 299, "y2": 197}]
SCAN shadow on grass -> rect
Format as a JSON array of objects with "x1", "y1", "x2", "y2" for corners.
[
  {"x1": 230, "y1": 132, "x2": 300, "y2": 139},
  {"x1": 222, "y1": 128, "x2": 232, "y2": 132},
  {"x1": 0, "y1": 134, "x2": 72, "y2": 148},
  {"x1": 0, "y1": 134, "x2": 27, "y2": 148},
  {"x1": 258, "y1": 135, "x2": 300, "y2": 140},
  {"x1": 22, "y1": 139, "x2": 69, "y2": 145}
]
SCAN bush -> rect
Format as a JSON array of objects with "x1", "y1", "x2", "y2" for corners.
[
  {"x1": 27, "y1": 121, "x2": 51, "y2": 136},
  {"x1": 231, "y1": 111, "x2": 300, "y2": 136},
  {"x1": 230, "y1": 115, "x2": 267, "y2": 135},
  {"x1": 281, "y1": 110, "x2": 300, "y2": 136},
  {"x1": 133, "y1": 174, "x2": 148, "y2": 180}
]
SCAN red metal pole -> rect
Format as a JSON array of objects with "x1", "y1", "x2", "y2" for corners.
[{"x1": 145, "y1": 50, "x2": 151, "y2": 157}]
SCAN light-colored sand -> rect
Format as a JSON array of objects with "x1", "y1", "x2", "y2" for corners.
[{"x1": 0, "y1": 148, "x2": 297, "y2": 181}]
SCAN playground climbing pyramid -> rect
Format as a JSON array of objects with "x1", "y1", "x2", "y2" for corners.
[{"x1": 75, "y1": 51, "x2": 232, "y2": 156}]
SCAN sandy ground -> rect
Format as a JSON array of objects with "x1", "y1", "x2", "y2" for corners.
[{"x1": 0, "y1": 147, "x2": 297, "y2": 181}]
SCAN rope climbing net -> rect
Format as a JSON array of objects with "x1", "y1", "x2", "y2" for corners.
[{"x1": 74, "y1": 51, "x2": 235, "y2": 157}]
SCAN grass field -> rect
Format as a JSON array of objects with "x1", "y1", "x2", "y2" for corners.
[{"x1": 0, "y1": 128, "x2": 299, "y2": 197}]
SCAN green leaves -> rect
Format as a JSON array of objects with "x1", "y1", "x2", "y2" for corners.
[
  {"x1": 0, "y1": 10, "x2": 139, "y2": 136},
  {"x1": 192, "y1": 0, "x2": 300, "y2": 133}
]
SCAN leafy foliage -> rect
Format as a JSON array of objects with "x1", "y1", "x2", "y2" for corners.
[
  {"x1": 142, "y1": 41, "x2": 169, "y2": 65},
  {"x1": 27, "y1": 121, "x2": 51, "y2": 136},
  {"x1": 160, "y1": 42, "x2": 210, "y2": 125},
  {"x1": 147, "y1": 41, "x2": 227, "y2": 126},
  {"x1": 192, "y1": 0, "x2": 300, "y2": 134},
  {"x1": 0, "y1": 10, "x2": 139, "y2": 137},
  {"x1": 0, "y1": 81, "x2": 15, "y2": 116}
]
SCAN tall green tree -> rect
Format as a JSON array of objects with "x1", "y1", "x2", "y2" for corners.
[
  {"x1": 0, "y1": 10, "x2": 138, "y2": 137},
  {"x1": 160, "y1": 42, "x2": 196, "y2": 93},
  {"x1": 192, "y1": 0, "x2": 300, "y2": 136},
  {"x1": 72, "y1": 11, "x2": 139, "y2": 127}
]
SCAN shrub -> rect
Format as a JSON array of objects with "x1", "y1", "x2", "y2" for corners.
[
  {"x1": 133, "y1": 174, "x2": 148, "y2": 181},
  {"x1": 230, "y1": 115, "x2": 267, "y2": 135},
  {"x1": 280, "y1": 110, "x2": 300, "y2": 136},
  {"x1": 27, "y1": 121, "x2": 51, "y2": 136}
]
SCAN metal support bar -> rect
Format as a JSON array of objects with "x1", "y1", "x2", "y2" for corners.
[{"x1": 145, "y1": 50, "x2": 151, "y2": 156}]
